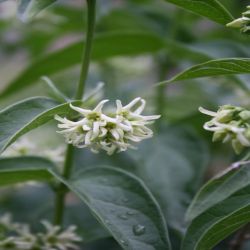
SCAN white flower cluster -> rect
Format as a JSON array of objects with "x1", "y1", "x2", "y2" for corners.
[
  {"x1": 227, "y1": 6, "x2": 250, "y2": 34},
  {"x1": 199, "y1": 105, "x2": 250, "y2": 154},
  {"x1": 55, "y1": 97, "x2": 160, "y2": 155},
  {"x1": 0, "y1": 214, "x2": 81, "y2": 250}
]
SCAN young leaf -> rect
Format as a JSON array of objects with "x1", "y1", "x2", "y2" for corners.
[
  {"x1": 0, "y1": 32, "x2": 164, "y2": 99},
  {"x1": 158, "y1": 58, "x2": 250, "y2": 86},
  {"x1": 0, "y1": 156, "x2": 56, "y2": 186},
  {"x1": 163, "y1": 0, "x2": 233, "y2": 25},
  {"x1": 17, "y1": 0, "x2": 57, "y2": 22},
  {"x1": 41, "y1": 76, "x2": 69, "y2": 103},
  {"x1": 182, "y1": 185, "x2": 250, "y2": 250},
  {"x1": 186, "y1": 163, "x2": 250, "y2": 221},
  {"x1": 56, "y1": 167, "x2": 172, "y2": 250},
  {"x1": 0, "y1": 97, "x2": 79, "y2": 154}
]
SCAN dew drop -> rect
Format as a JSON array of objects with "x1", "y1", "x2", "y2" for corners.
[
  {"x1": 133, "y1": 224, "x2": 146, "y2": 236},
  {"x1": 120, "y1": 239, "x2": 128, "y2": 246},
  {"x1": 118, "y1": 214, "x2": 128, "y2": 220},
  {"x1": 104, "y1": 219, "x2": 111, "y2": 225},
  {"x1": 100, "y1": 178, "x2": 108, "y2": 184},
  {"x1": 126, "y1": 211, "x2": 136, "y2": 216}
]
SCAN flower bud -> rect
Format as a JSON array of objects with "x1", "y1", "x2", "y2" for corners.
[
  {"x1": 227, "y1": 6, "x2": 250, "y2": 34},
  {"x1": 200, "y1": 105, "x2": 250, "y2": 154},
  {"x1": 239, "y1": 110, "x2": 250, "y2": 121}
]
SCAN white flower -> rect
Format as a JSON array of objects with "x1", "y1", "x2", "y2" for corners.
[
  {"x1": 199, "y1": 105, "x2": 250, "y2": 154},
  {"x1": 41, "y1": 221, "x2": 82, "y2": 250},
  {"x1": 0, "y1": 213, "x2": 21, "y2": 232},
  {"x1": 55, "y1": 97, "x2": 160, "y2": 155}
]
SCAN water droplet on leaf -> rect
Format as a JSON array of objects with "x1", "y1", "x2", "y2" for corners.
[
  {"x1": 120, "y1": 239, "x2": 128, "y2": 246},
  {"x1": 133, "y1": 224, "x2": 146, "y2": 236},
  {"x1": 100, "y1": 178, "x2": 108, "y2": 184},
  {"x1": 104, "y1": 219, "x2": 111, "y2": 225},
  {"x1": 118, "y1": 214, "x2": 128, "y2": 220},
  {"x1": 126, "y1": 211, "x2": 135, "y2": 216},
  {"x1": 122, "y1": 198, "x2": 129, "y2": 203}
]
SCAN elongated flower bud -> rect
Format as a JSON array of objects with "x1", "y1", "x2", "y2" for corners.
[{"x1": 227, "y1": 6, "x2": 250, "y2": 34}]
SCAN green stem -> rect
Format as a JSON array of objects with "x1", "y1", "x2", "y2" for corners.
[
  {"x1": 54, "y1": 144, "x2": 74, "y2": 225},
  {"x1": 75, "y1": 0, "x2": 96, "y2": 100},
  {"x1": 53, "y1": 0, "x2": 96, "y2": 226}
]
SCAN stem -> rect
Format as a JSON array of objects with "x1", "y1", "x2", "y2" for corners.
[
  {"x1": 75, "y1": 0, "x2": 96, "y2": 100},
  {"x1": 54, "y1": 144, "x2": 74, "y2": 225},
  {"x1": 53, "y1": 0, "x2": 96, "y2": 226}
]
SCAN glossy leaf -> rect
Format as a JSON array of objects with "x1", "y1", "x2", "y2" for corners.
[
  {"x1": 163, "y1": 0, "x2": 233, "y2": 25},
  {"x1": 182, "y1": 184, "x2": 250, "y2": 250},
  {"x1": 0, "y1": 156, "x2": 56, "y2": 186},
  {"x1": 17, "y1": 0, "x2": 57, "y2": 22},
  {"x1": 158, "y1": 58, "x2": 250, "y2": 86},
  {"x1": 0, "y1": 97, "x2": 77, "y2": 154},
  {"x1": 186, "y1": 164, "x2": 250, "y2": 221},
  {"x1": 60, "y1": 167, "x2": 172, "y2": 250},
  {"x1": 0, "y1": 32, "x2": 164, "y2": 98},
  {"x1": 128, "y1": 129, "x2": 209, "y2": 232}
]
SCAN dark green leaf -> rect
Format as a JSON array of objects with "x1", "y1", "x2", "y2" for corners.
[
  {"x1": 0, "y1": 156, "x2": 56, "y2": 186},
  {"x1": 163, "y1": 0, "x2": 233, "y2": 25},
  {"x1": 58, "y1": 167, "x2": 172, "y2": 250},
  {"x1": 0, "y1": 32, "x2": 164, "y2": 98},
  {"x1": 182, "y1": 184, "x2": 250, "y2": 250},
  {"x1": 128, "y1": 129, "x2": 209, "y2": 232},
  {"x1": 186, "y1": 164, "x2": 250, "y2": 221},
  {"x1": 0, "y1": 97, "x2": 76, "y2": 153},
  {"x1": 17, "y1": 0, "x2": 57, "y2": 22},
  {"x1": 158, "y1": 58, "x2": 250, "y2": 86}
]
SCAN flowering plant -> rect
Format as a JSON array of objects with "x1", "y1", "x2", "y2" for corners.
[{"x1": 1, "y1": 1, "x2": 250, "y2": 250}]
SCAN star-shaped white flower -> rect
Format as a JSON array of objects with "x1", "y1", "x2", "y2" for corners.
[{"x1": 55, "y1": 97, "x2": 160, "y2": 155}]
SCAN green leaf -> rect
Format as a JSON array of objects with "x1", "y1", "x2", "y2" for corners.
[
  {"x1": 0, "y1": 159, "x2": 111, "y2": 242},
  {"x1": 0, "y1": 32, "x2": 164, "y2": 98},
  {"x1": 128, "y1": 129, "x2": 209, "y2": 232},
  {"x1": 0, "y1": 156, "x2": 56, "y2": 186},
  {"x1": 0, "y1": 97, "x2": 77, "y2": 154},
  {"x1": 163, "y1": 0, "x2": 233, "y2": 25},
  {"x1": 182, "y1": 184, "x2": 250, "y2": 250},
  {"x1": 17, "y1": 0, "x2": 57, "y2": 22},
  {"x1": 158, "y1": 58, "x2": 250, "y2": 86},
  {"x1": 41, "y1": 76, "x2": 69, "y2": 103},
  {"x1": 58, "y1": 167, "x2": 172, "y2": 250},
  {"x1": 186, "y1": 164, "x2": 250, "y2": 221}
]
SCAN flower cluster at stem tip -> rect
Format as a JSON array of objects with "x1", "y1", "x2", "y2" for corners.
[
  {"x1": 227, "y1": 5, "x2": 250, "y2": 34},
  {"x1": 0, "y1": 214, "x2": 81, "y2": 250},
  {"x1": 55, "y1": 97, "x2": 160, "y2": 155},
  {"x1": 199, "y1": 105, "x2": 250, "y2": 154}
]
